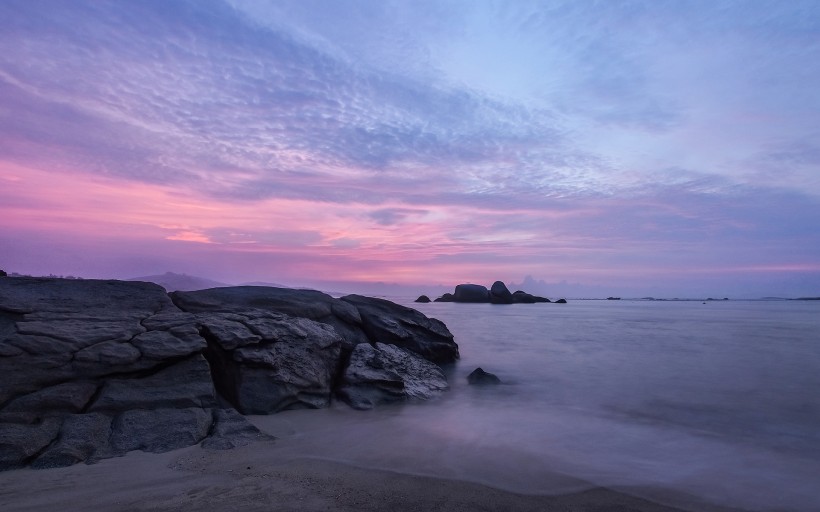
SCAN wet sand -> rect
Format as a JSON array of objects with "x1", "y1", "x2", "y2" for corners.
[{"x1": 0, "y1": 436, "x2": 748, "y2": 512}]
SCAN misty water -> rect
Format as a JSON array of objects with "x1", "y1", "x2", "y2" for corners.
[{"x1": 257, "y1": 299, "x2": 820, "y2": 512}]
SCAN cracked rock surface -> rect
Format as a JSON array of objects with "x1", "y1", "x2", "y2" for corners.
[
  {"x1": 0, "y1": 278, "x2": 458, "y2": 471},
  {"x1": 0, "y1": 278, "x2": 267, "y2": 471}
]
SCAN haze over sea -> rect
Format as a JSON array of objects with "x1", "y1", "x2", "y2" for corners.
[{"x1": 261, "y1": 298, "x2": 820, "y2": 512}]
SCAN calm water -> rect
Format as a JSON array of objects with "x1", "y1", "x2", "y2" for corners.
[{"x1": 258, "y1": 299, "x2": 820, "y2": 512}]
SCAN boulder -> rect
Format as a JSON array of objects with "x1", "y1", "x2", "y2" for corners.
[
  {"x1": 414, "y1": 295, "x2": 431, "y2": 303},
  {"x1": 340, "y1": 294, "x2": 459, "y2": 363},
  {"x1": 489, "y1": 281, "x2": 513, "y2": 304},
  {"x1": 200, "y1": 312, "x2": 343, "y2": 414},
  {"x1": 453, "y1": 284, "x2": 489, "y2": 303},
  {"x1": 0, "y1": 278, "x2": 246, "y2": 471},
  {"x1": 467, "y1": 367, "x2": 501, "y2": 386},
  {"x1": 555, "y1": 298, "x2": 568, "y2": 304},
  {"x1": 338, "y1": 343, "x2": 449, "y2": 410},
  {"x1": 0, "y1": 278, "x2": 190, "y2": 405},
  {"x1": 434, "y1": 293, "x2": 455, "y2": 302}
]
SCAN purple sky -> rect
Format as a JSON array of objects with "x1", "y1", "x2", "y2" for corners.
[{"x1": 1, "y1": 0, "x2": 819, "y2": 297}]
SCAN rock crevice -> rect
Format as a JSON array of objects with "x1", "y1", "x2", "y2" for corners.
[{"x1": 1, "y1": 278, "x2": 458, "y2": 471}]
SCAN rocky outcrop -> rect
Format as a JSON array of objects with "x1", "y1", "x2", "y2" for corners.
[
  {"x1": 198, "y1": 311, "x2": 343, "y2": 414},
  {"x1": 454, "y1": 284, "x2": 489, "y2": 303},
  {"x1": 338, "y1": 343, "x2": 449, "y2": 410},
  {"x1": 467, "y1": 367, "x2": 501, "y2": 385},
  {"x1": 1, "y1": 278, "x2": 456, "y2": 471},
  {"x1": 340, "y1": 294, "x2": 458, "y2": 364},
  {"x1": 0, "y1": 279, "x2": 266, "y2": 470},
  {"x1": 414, "y1": 295, "x2": 431, "y2": 303},
  {"x1": 433, "y1": 282, "x2": 553, "y2": 304},
  {"x1": 170, "y1": 286, "x2": 369, "y2": 352},
  {"x1": 489, "y1": 281, "x2": 513, "y2": 304},
  {"x1": 511, "y1": 290, "x2": 550, "y2": 303}
]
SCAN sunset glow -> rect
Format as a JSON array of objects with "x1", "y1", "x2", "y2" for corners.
[{"x1": 1, "y1": 1, "x2": 819, "y2": 297}]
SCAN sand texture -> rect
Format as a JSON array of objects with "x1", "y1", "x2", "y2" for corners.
[{"x1": 0, "y1": 437, "x2": 749, "y2": 512}]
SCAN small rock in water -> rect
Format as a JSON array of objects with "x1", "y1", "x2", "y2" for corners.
[
  {"x1": 467, "y1": 367, "x2": 501, "y2": 386},
  {"x1": 415, "y1": 295, "x2": 431, "y2": 303}
]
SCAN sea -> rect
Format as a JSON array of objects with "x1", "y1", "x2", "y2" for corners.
[{"x1": 257, "y1": 299, "x2": 820, "y2": 512}]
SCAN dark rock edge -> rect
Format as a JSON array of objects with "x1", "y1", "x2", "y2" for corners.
[{"x1": 0, "y1": 278, "x2": 459, "y2": 471}]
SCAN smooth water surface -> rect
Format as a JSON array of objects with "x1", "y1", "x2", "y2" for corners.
[{"x1": 259, "y1": 300, "x2": 820, "y2": 512}]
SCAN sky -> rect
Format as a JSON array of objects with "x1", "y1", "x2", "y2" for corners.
[{"x1": 1, "y1": 0, "x2": 819, "y2": 298}]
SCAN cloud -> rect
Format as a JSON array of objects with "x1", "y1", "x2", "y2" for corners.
[
  {"x1": 367, "y1": 208, "x2": 429, "y2": 226},
  {"x1": 1, "y1": 0, "x2": 819, "y2": 296}
]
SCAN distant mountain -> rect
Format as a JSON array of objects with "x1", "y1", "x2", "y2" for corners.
[{"x1": 127, "y1": 272, "x2": 229, "y2": 292}]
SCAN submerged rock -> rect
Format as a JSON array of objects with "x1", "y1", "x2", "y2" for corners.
[{"x1": 467, "y1": 367, "x2": 501, "y2": 386}]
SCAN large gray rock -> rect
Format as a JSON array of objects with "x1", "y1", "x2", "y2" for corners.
[
  {"x1": 0, "y1": 278, "x2": 460, "y2": 471},
  {"x1": 489, "y1": 281, "x2": 514, "y2": 304},
  {"x1": 0, "y1": 278, "x2": 240, "y2": 471},
  {"x1": 171, "y1": 286, "x2": 369, "y2": 351},
  {"x1": 340, "y1": 295, "x2": 459, "y2": 364},
  {"x1": 201, "y1": 311, "x2": 343, "y2": 414},
  {"x1": 453, "y1": 284, "x2": 490, "y2": 303},
  {"x1": 0, "y1": 278, "x2": 190, "y2": 404},
  {"x1": 338, "y1": 343, "x2": 449, "y2": 410}
]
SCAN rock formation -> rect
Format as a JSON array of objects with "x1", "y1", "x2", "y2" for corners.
[
  {"x1": 431, "y1": 281, "x2": 552, "y2": 304},
  {"x1": 489, "y1": 281, "x2": 513, "y2": 304},
  {"x1": 454, "y1": 284, "x2": 490, "y2": 302},
  {"x1": 338, "y1": 343, "x2": 449, "y2": 410},
  {"x1": 467, "y1": 367, "x2": 501, "y2": 385},
  {"x1": 414, "y1": 295, "x2": 431, "y2": 303},
  {"x1": 0, "y1": 278, "x2": 458, "y2": 471}
]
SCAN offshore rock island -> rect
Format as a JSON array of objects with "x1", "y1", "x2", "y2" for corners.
[
  {"x1": 0, "y1": 277, "x2": 458, "y2": 470},
  {"x1": 419, "y1": 280, "x2": 566, "y2": 304}
]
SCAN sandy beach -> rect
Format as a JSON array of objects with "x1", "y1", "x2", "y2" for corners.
[{"x1": 0, "y1": 428, "x2": 748, "y2": 512}]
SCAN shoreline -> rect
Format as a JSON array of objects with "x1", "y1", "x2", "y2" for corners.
[{"x1": 0, "y1": 438, "x2": 747, "y2": 512}]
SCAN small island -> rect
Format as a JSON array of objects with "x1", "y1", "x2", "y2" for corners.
[{"x1": 417, "y1": 281, "x2": 566, "y2": 304}]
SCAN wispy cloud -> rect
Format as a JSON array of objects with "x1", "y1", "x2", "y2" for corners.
[{"x1": 1, "y1": 0, "x2": 818, "y2": 296}]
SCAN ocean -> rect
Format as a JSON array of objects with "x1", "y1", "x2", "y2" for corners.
[{"x1": 257, "y1": 299, "x2": 820, "y2": 512}]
